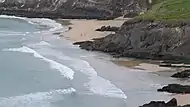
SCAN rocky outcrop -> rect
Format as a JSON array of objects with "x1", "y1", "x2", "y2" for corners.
[
  {"x1": 74, "y1": 19, "x2": 190, "y2": 61},
  {"x1": 0, "y1": 0, "x2": 152, "y2": 19},
  {"x1": 159, "y1": 63, "x2": 190, "y2": 68},
  {"x1": 140, "y1": 98, "x2": 190, "y2": 107},
  {"x1": 171, "y1": 70, "x2": 190, "y2": 78},
  {"x1": 95, "y1": 26, "x2": 119, "y2": 32},
  {"x1": 140, "y1": 98, "x2": 177, "y2": 107},
  {"x1": 158, "y1": 84, "x2": 190, "y2": 94}
]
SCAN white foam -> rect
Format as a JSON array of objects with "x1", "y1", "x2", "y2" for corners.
[
  {"x1": 72, "y1": 60, "x2": 127, "y2": 99},
  {"x1": 28, "y1": 18, "x2": 63, "y2": 32},
  {"x1": 0, "y1": 88, "x2": 76, "y2": 107},
  {"x1": 17, "y1": 45, "x2": 127, "y2": 99},
  {"x1": 86, "y1": 76, "x2": 127, "y2": 99},
  {"x1": 21, "y1": 38, "x2": 26, "y2": 41},
  {"x1": 50, "y1": 51, "x2": 127, "y2": 99},
  {"x1": 0, "y1": 15, "x2": 64, "y2": 33},
  {"x1": 0, "y1": 31, "x2": 27, "y2": 36},
  {"x1": 44, "y1": 50, "x2": 127, "y2": 99},
  {"x1": 28, "y1": 41, "x2": 52, "y2": 47},
  {"x1": 3, "y1": 46, "x2": 74, "y2": 80},
  {"x1": 0, "y1": 15, "x2": 26, "y2": 20}
]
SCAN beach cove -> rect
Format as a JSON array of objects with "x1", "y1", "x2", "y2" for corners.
[
  {"x1": 58, "y1": 18, "x2": 190, "y2": 106},
  {"x1": 0, "y1": 0, "x2": 190, "y2": 106}
]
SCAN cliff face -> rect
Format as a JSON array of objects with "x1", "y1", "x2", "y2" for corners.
[{"x1": 0, "y1": 0, "x2": 151, "y2": 19}]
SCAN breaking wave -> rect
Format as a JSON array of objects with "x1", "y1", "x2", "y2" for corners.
[{"x1": 3, "y1": 46, "x2": 74, "y2": 80}]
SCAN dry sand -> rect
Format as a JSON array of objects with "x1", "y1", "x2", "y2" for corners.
[
  {"x1": 60, "y1": 19, "x2": 127, "y2": 42},
  {"x1": 174, "y1": 94, "x2": 190, "y2": 105},
  {"x1": 135, "y1": 63, "x2": 172, "y2": 72}
]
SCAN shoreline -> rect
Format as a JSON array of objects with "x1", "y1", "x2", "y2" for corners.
[
  {"x1": 58, "y1": 18, "x2": 190, "y2": 106},
  {"x1": 58, "y1": 18, "x2": 174, "y2": 73}
]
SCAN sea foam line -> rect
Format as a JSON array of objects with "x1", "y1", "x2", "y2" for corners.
[
  {"x1": 0, "y1": 15, "x2": 64, "y2": 33},
  {"x1": 2, "y1": 46, "x2": 74, "y2": 80},
  {"x1": 50, "y1": 52, "x2": 127, "y2": 99},
  {"x1": 73, "y1": 60, "x2": 127, "y2": 99},
  {"x1": 28, "y1": 41, "x2": 52, "y2": 47},
  {"x1": 0, "y1": 88, "x2": 76, "y2": 107},
  {"x1": 17, "y1": 43, "x2": 127, "y2": 99}
]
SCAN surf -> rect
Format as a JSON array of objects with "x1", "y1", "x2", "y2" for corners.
[
  {"x1": 42, "y1": 48, "x2": 127, "y2": 99},
  {"x1": 3, "y1": 46, "x2": 74, "y2": 80},
  {"x1": 0, "y1": 15, "x2": 65, "y2": 34},
  {"x1": 0, "y1": 88, "x2": 76, "y2": 107}
]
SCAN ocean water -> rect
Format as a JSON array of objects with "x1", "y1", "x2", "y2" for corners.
[{"x1": 0, "y1": 15, "x2": 187, "y2": 107}]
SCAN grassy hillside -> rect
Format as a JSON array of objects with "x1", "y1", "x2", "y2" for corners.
[{"x1": 137, "y1": 0, "x2": 190, "y2": 21}]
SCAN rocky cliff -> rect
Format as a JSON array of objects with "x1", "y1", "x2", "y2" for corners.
[
  {"x1": 0, "y1": 0, "x2": 152, "y2": 19},
  {"x1": 74, "y1": 0, "x2": 190, "y2": 62},
  {"x1": 74, "y1": 19, "x2": 190, "y2": 62}
]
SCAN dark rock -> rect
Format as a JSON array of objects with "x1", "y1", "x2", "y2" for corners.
[
  {"x1": 161, "y1": 60, "x2": 190, "y2": 64},
  {"x1": 124, "y1": 12, "x2": 139, "y2": 18},
  {"x1": 95, "y1": 26, "x2": 119, "y2": 32},
  {"x1": 0, "y1": 0, "x2": 153, "y2": 19},
  {"x1": 158, "y1": 84, "x2": 190, "y2": 94},
  {"x1": 159, "y1": 63, "x2": 172, "y2": 67},
  {"x1": 166, "y1": 98, "x2": 177, "y2": 106},
  {"x1": 139, "y1": 98, "x2": 177, "y2": 107},
  {"x1": 140, "y1": 101, "x2": 167, "y2": 107},
  {"x1": 68, "y1": 27, "x2": 72, "y2": 30},
  {"x1": 159, "y1": 63, "x2": 190, "y2": 68},
  {"x1": 171, "y1": 70, "x2": 190, "y2": 78},
  {"x1": 140, "y1": 98, "x2": 190, "y2": 107},
  {"x1": 73, "y1": 41, "x2": 94, "y2": 51}
]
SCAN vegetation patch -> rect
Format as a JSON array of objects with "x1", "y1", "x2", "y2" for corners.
[{"x1": 137, "y1": 0, "x2": 190, "y2": 21}]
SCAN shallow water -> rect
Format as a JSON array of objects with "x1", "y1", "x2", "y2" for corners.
[{"x1": 0, "y1": 15, "x2": 188, "y2": 107}]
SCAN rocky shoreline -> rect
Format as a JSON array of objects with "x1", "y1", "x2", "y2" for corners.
[
  {"x1": 140, "y1": 98, "x2": 190, "y2": 107},
  {"x1": 158, "y1": 84, "x2": 190, "y2": 94},
  {"x1": 74, "y1": 19, "x2": 190, "y2": 62},
  {"x1": 2, "y1": 0, "x2": 190, "y2": 106},
  {"x1": 73, "y1": 19, "x2": 190, "y2": 106},
  {"x1": 95, "y1": 26, "x2": 119, "y2": 32}
]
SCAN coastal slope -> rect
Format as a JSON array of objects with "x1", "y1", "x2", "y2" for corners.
[
  {"x1": 75, "y1": 0, "x2": 190, "y2": 62},
  {"x1": 0, "y1": 0, "x2": 152, "y2": 19}
]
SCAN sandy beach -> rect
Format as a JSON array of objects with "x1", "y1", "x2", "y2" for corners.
[
  {"x1": 59, "y1": 18, "x2": 174, "y2": 72},
  {"x1": 58, "y1": 18, "x2": 178, "y2": 74},
  {"x1": 60, "y1": 19, "x2": 127, "y2": 42},
  {"x1": 59, "y1": 19, "x2": 190, "y2": 106}
]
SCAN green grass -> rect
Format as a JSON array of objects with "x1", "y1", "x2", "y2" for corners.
[{"x1": 137, "y1": 0, "x2": 190, "y2": 21}]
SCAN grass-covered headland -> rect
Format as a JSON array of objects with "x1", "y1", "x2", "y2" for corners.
[{"x1": 137, "y1": 0, "x2": 190, "y2": 21}]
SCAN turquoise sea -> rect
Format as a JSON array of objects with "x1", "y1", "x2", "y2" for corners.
[{"x1": 0, "y1": 15, "x2": 185, "y2": 107}]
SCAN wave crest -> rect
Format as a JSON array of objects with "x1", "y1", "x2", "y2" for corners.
[
  {"x1": 0, "y1": 88, "x2": 76, "y2": 107},
  {"x1": 3, "y1": 46, "x2": 74, "y2": 80}
]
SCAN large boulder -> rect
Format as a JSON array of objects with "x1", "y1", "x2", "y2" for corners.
[
  {"x1": 171, "y1": 70, "x2": 190, "y2": 78},
  {"x1": 95, "y1": 26, "x2": 119, "y2": 32},
  {"x1": 140, "y1": 98, "x2": 177, "y2": 107},
  {"x1": 140, "y1": 98, "x2": 190, "y2": 107},
  {"x1": 158, "y1": 84, "x2": 190, "y2": 94}
]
